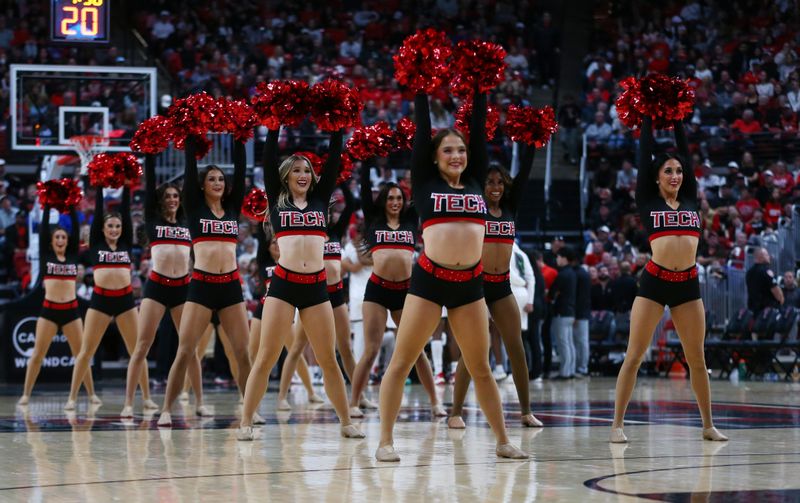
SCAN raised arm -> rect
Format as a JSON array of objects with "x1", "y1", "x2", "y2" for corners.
[
  {"x1": 635, "y1": 116, "x2": 657, "y2": 207},
  {"x1": 120, "y1": 186, "x2": 133, "y2": 246},
  {"x1": 182, "y1": 137, "x2": 200, "y2": 213},
  {"x1": 144, "y1": 154, "x2": 158, "y2": 222},
  {"x1": 229, "y1": 139, "x2": 247, "y2": 212},
  {"x1": 359, "y1": 158, "x2": 376, "y2": 218},
  {"x1": 330, "y1": 183, "x2": 355, "y2": 239},
  {"x1": 263, "y1": 129, "x2": 281, "y2": 209},
  {"x1": 463, "y1": 91, "x2": 488, "y2": 184},
  {"x1": 410, "y1": 94, "x2": 433, "y2": 188},
  {"x1": 673, "y1": 120, "x2": 698, "y2": 203},
  {"x1": 90, "y1": 187, "x2": 104, "y2": 246},
  {"x1": 67, "y1": 208, "x2": 80, "y2": 256},
  {"x1": 315, "y1": 129, "x2": 344, "y2": 202},
  {"x1": 39, "y1": 204, "x2": 51, "y2": 261},
  {"x1": 254, "y1": 223, "x2": 269, "y2": 266},
  {"x1": 509, "y1": 143, "x2": 535, "y2": 216}
]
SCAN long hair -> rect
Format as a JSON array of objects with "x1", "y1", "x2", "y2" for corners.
[
  {"x1": 430, "y1": 128, "x2": 469, "y2": 165},
  {"x1": 373, "y1": 182, "x2": 406, "y2": 224},
  {"x1": 103, "y1": 211, "x2": 122, "y2": 223},
  {"x1": 651, "y1": 152, "x2": 691, "y2": 199},
  {"x1": 486, "y1": 163, "x2": 512, "y2": 206},
  {"x1": 275, "y1": 154, "x2": 317, "y2": 209},
  {"x1": 156, "y1": 182, "x2": 185, "y2": 222},
  {"x1": 198, "y1": 165, "x2": 230, "y2": 200}
]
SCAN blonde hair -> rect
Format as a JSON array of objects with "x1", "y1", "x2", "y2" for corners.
[{"x1": 275, "y1": 154, "x2": 317, "y2": 209}]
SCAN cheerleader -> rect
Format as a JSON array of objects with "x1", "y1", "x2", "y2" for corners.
[
  {"x1": 158, "y1": 138, "x2": 253, "y2": 426},
  {"x1": 277, "y1": 185, "x2": 358, "y2": 409},
  {"x1": 18, "y1": 204, "x2": 97, "y2": 405},
  {"x1": 237, "y1": 128, "x2": 363, "y2": 439},
  {"x1": 610, "y1": 116, "x2": 727, "y2": 443},
  {"x1": 375, "y1": 91, "x2": 527, "y2": 461},
  {"x1": 350, "y1": 158, "x2": 446, "y2": 418},
  {"x1": 66, "y1": 184, "x2": 151, "y2": 410},
  {"x1": 122, "y1": 156, "x2": 203, "y2": 418},
  {"x1": 449, "y1": 148, "x2": 543, "y2": 429},
  {"x1": 253, "y1": 223, "x2": 322, "y2": 407}
]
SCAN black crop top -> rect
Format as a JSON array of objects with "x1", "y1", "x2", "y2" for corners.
[
  {"x1": 359, "y1": 156, "x2": 418, "y2": 252},
  {"x1": 144, "y1": 155, "x2": 191, "y2": 247},
  {"x1": 324, "y1": 183, "x2": 355, "y2": 260},
  {"x1": 264, "y1": 128, "x2": 344, "y2": 240},
  {"x1": 484, "y1": 144, "x2": 535, "y2": 244},
  {"x1": 183, "y1": 137, "x2": 246, "y2": 245},
  {"x1": 411, "y1": 92, "x2": 488, "y2": 229},
  {"x1": 39, "y1": 205, "x2": 79, "y2": 281},
  {"x1": 90, "y1": 186, "x2": 133, "y2": 269},
  {"x1": 636, "y1": 117, "x2": 701, "y2": 242}
]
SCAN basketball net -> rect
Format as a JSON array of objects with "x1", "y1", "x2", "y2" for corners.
[{"x1": 69, "y1": 135, "x2": 109, "y2": 175}]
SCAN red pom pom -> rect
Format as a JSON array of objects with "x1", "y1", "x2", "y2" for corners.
[
  {"x1": 130, "y1": 115, "x2": 173, "y2": 154},
  {"x1": 504, "y1": 105, "x2": 559, "y2": 147},
  {"x1": 309, "y1": 80, "x2": 362, "y2": 132},
  {"x1": 251, "y1": 80, "x2": 311, "y2": 129},
  {"x1": 174, "y1": 134, "x2": 212, "y2": 160},
  {"x1": 294, "y1": 151, "x2": 323, "y2": 176},
  {"x1": 394, "y1": 117, "x2": 416, "y2": 151},
  {"x1": 450, "y1": 40, "x2": 507, "y2": 99},
  {"x1": 615, "y1": 74, "x2": 696, "y2": 131},
  {"x1": 393, "y1": 28, "x2": 453, "y2": 94},
  {"x1": 241, "y1": 187, "x2": 268, "y2": 222},
  {"x1": 87, "y1": 153, "x2": 142, "y2": 188},
  {"x1": 345, "y1": 121, "x2": 396, "y2": 160},
  {"x1": 336, "y1": 153, "x2": 355, "y2": 185},
  {"x1": 214, "y1": 98, "x2": 258, "y2": 142},
  {"x1": 37, "y1": 178, "x2": 83, "y2": 214},
  {"x1": 454, "y1": 101, "x2": 500, "y2": 141},
  {"x1": 167, "y1": 92, "x2": 220, "y2": 142}
]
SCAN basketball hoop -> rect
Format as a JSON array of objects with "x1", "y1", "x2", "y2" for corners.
[{"x1": 69, "y1": 135, "x2": 109, "y2": 175}]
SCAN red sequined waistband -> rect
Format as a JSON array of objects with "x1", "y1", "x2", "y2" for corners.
[
  {"x1": 644, "y1": 261, "x2": 698, "y2": 282},
  {"x1": 417, "y1": 253, "x2": 483, "y2": 283}
]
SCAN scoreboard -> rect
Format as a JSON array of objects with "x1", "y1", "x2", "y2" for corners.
[{"x1": 51, "y1": 0, "x2": 110, "y2": 44}]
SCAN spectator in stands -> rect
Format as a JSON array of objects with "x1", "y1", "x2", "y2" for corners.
[
  {"x1": 537, "y1": 251, "x2": 558, "y2": 377},
  {"x1": 763, "y1": 189, "x2": 785, "y2": 227},
  {"x1": 735, "y1": 187, "x2": 761, "y2": 222},
  {"x1": 4, "y1": 209, "x2": 28, "y2": 277},
  {"x1": 772, "y1": 161, "x2": 794, "y2": 195},
  {"x1": 590, "y1": 264, "x2": 613, "y2": 311},
  {"x1": 151, "y1": 11, "x2": 175, "y2": 40},
  {"x1": 571, "y1": 255, "x2": 591, "y2": 378},
  {"x1": 543, "y1": 235, "x2": 565, "y2": 268},
  {"x1": 782, "y1": 271, "x2": 800, "y2": 308},
  {"x1": 608, "y1": 261, "x2": 637, "y2": 313},
  {"x1": 745, "y1": 209, "x2": 767, "y2": 235},
  {"x1": 585, "y1": 112, "x2": 612, "y2": 149},
  {"x1": 615, "y1": 159, "x2": 637, "y2": 198},
  {"x1": 0, "y1": 195, "x2": 17, "y2": 243},
  {"x1": 731, "y1": 109, "x2": 762, "y2": 136},
  {"x1": 551, "y1": 247, "x2": 576, "y2": 379},
  {"x1": 584, "y1": 240, "x2": 604, "y2": 267},
  {"x1": 788, "y1": 79, "x2": 800, "y2": 112},
  {"x1": 698, "y1": 161, "x2": 724, "y2": 199},
  {"x1": 533, "y1": 12, "x2": 560, "y2": 88},
  {"x1": 746, "y1": 247, "x2": 784, "y2": 314}
]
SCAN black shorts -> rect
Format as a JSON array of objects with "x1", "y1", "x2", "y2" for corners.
[
  {"x1": 143, "y1": 271, "x2": 189, "y2": 309},
  {"x1": 638, "y1": 262, "x2": 701, "y2": 308},
  {"x1": 253, "y1": 297, "x2": 265, "y2": 320},
  {"x1": 408, "y1": 254, "x2": 484, "y2": 309},
  {"x1": 90, "y1": 286, "x2": 136, "y2": 317},
  {"x1": 327, "y1": 282, "x2": 346, "y2": 309},
  {"x1": 40, "y1": 300, "x2": 81, "y2": 328},
  {"x1": 267, "y1": 265, "x2": 328, "y2": 310},
  {"x1": 186, "y1": 269, "x2": 244, "y2": 312},
  {"x1": 483, "y1": 272, "x2": 513, "y2": 304},
  {"x1": 363, "y1": 273, "x2": 409, "y2": 312}
]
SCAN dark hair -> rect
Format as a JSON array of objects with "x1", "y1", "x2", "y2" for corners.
[
  {"x1": 652, "y1": 153, "x2": 686, "y2": 179},
  {"x1": 556, "y1": 245, "x2": 575, "y2": 262},
  {"x1": 373, "y1": 182, "x2": 406, "y2": 224},
  {"x1": 199, "y1": 165, "x2": 230, "y2": 199},
  {"x1": 486, "y1": 163, "x2": 512, "y2": 204},
  {"x1": 103, "y1": 211, "x2": 122, "y2": 223},
  {"x1": 430, "y1": 128, "x2": 468, "y2": 164},
  {"x1": 156, "y1": 182, "x2": 185, "y2": 221}
]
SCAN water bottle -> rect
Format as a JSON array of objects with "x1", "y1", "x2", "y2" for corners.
[
  {"x1": 738, "y1": 359, "x2": 747, "y2": 381},
  {"x1": 729, "y1": 366, "x2": 739, "y2": 384}
]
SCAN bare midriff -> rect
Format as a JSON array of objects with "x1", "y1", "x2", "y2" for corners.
[
  {"x1": 422, "y1": 221, "x2": 484, "y2": 269},
  {"x1": 649, "y1": 235, "x2": 700, "y2": 270}
]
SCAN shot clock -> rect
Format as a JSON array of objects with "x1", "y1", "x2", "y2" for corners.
[{"x1": 51, "y1": 0, "x2": 110, "y2": 43}]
